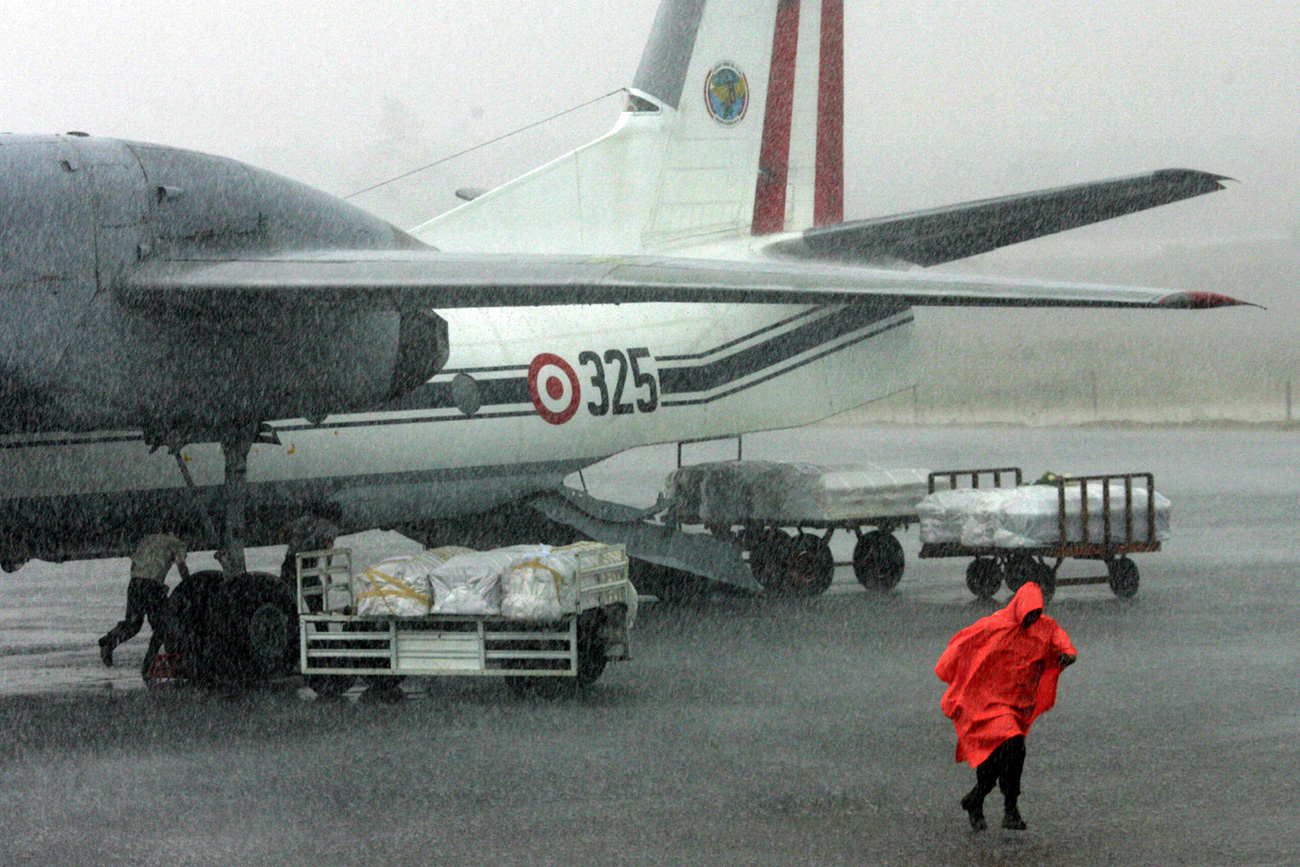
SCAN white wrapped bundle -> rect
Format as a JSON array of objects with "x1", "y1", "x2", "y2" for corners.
[
  {"x1": 811, "y1": 466, "x2": 934, "y2": 521},
  {"x1": 992, "y1": 486, "x2": 1172, "y2": 548},
  {"x1": 918, "y1": 485, "x2": 1173, "y2": 549},
  {"x1": 500, "y1": 546, "x2": 582, "y2": 622},
  {"x1": 429, "y1": 545, "x2": 547, "y2": 615},
  {"x1": 354, "y1": 551, "x2": 447, "y2": 616},
  {"x1": 918, "y1": 489, "x2": 1003, "y2": 545},
  {"x1": 668, "y1": 461, "x2": 935, "y2": 524}
]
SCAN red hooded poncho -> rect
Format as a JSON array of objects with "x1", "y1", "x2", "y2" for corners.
[{"x1": 935, "y1": 583, "x2": 1076, "y2": 767}]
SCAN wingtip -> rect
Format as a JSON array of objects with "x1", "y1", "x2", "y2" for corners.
[
  {"x1": 1159, "y1": 291, "x2": 1263, "y2": 310},
  {"x1": 1152, "y1": 168, "x2": 1236, "y2": 191}
]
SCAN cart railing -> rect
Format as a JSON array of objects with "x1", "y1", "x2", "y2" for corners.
[
  {"x1": 299, "y1": 613, "x2": 583, "y2": 678},
  {"x1": 296, "y1": 548, "x2": 353, "y2": 615},
  {"x1": 1053, "y1": 472, "x2": 1157, "y2": 548},
  {"x1": 927, "y1": 467, "x2": 1023, "y2": 494}
]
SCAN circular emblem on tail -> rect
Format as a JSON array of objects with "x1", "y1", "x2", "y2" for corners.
[{"x1": 704, "y1": 62, "x2": 749, "y2": 126}]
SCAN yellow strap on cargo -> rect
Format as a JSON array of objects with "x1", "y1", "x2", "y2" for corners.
[
  {"x1": 356, "y1": 569, "x2": 430, "y2": 611},
  {"x1": 514, "y1": 558, "x2": 568, "y2": 596}
]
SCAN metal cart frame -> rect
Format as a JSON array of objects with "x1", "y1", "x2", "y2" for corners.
[
  {"x1": 918, "y1": 467, "x2": 1160, "y2": 600},
  {"x1": 295, "y1": 545, "x2": 633, "y2": 696}
]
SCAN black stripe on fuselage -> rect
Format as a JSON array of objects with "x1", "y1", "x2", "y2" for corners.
[
  {"x1": 657, "y1": 304, "x2": 904, "y2": 398},
  {"x1": 0, "y1": 303, "x2": 911, "y2": 448},
  {"x1": 660, "y1": 314, "x2": 913, "y2": 407}
]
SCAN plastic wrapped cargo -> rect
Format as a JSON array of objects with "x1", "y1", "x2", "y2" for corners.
[
  {"x1": 918, "y1": 489, "x2": 1003, "y2": 546},
  {"x1": 428, "y1": 545, "x2": 546, "y2": 615},
  {"x1": 500, "y1": 545, "x2": 581, "y2": 621},
  {"x1": 666, "y1": 461, "x2": 934, "y2": 525},
  {"x1": 354, "y1": 550, "x2": 454, "y2": 617},
  {"x1": 918, "y1": 486, "x2": 1171, "y2": 548},
  {"x1": 993, "y1": 485, "x2": 1171, "y2": 548}
]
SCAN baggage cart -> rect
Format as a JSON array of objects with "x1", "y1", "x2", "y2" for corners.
[
  {"x1": 296, "y1": 544, "x2": 635, "y2": 698},
  {"x1": 918, "y1": 467, "x2": 1163, "y2": 601},
  {"x1": 665, "y1": 460, "x2": 927, "y2": 596}
]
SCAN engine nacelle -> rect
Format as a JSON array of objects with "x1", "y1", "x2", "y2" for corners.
[{"x1": 0, "y1": 134, "x2": 442, "y2": 437}]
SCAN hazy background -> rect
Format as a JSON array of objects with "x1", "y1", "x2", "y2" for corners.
[{"x1": 4, "y1": 0, "x2": 1296, "y2": 421}]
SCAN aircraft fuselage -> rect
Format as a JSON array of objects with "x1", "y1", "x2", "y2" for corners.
[{"x1": 0, "y1": 136, "x2": 918, "y2": 567}]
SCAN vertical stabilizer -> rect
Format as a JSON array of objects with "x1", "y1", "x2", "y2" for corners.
[{"x1": 414, "y1": 0, "x2": 845, "y2": 254}]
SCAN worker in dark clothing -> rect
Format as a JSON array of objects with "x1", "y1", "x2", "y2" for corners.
[
  {"x1": 279, "y1": 502, "x2": 342, "y2": 613},
  {"x1": 935, "y1": 582, "x2": 1077, "y2": 831},
  {"x1": 99, "y1": 534, "x2": 190, "y2": 674}
]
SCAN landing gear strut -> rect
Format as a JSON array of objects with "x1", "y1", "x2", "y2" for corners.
[{"x1": 218, "y1": 427, "x2": 258, "y2": 576}]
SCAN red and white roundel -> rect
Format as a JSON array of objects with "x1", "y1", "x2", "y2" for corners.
[{"x1": 528, "y1": 353, "x2": 581, "y2": 425}]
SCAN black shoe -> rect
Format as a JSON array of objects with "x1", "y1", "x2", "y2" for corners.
[
  {"x1": 1002, "y1": 808, "x2": 1027, "y2": 831},
  {"x1": 98, "y1": 637, "x2": 114, "y2": 668},
  {"x1": 960, "y1": 792, "x2": 987, "y2": 831}
]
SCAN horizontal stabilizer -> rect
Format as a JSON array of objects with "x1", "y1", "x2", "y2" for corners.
[
  {"x1": 122, "y1": 249, "x2": 1252, "y2": 312},
  {"x1": 766, "y1": 169, "x2": 1230, "y2": 266}
]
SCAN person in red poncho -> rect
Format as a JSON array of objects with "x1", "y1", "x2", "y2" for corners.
[{"x1": 935, "y1": 581, "x2": 1077, "y2": 831}]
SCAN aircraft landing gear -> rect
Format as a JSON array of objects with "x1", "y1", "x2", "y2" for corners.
[{"x1": 217, "y1": 427, "x2": 258, "y2": 576}]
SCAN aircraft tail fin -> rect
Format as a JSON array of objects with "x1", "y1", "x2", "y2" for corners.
[{"x1": 414, "y1": 0, "x2": 846, "y2": 253}]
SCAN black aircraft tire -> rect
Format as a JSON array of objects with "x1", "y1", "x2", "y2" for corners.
[
  {"x1": 853, "y1": 530, "x2": 905, "y2": 592},
  {"x1": 785, "y1": 533, "x2": 835, "y2": 597},
  {"x1": 965, "y1": 557, "x2": 1003, "y2": 600},
  {"x1": 195, "y1": 573, "x2": 298, "y2": 687},
  {"x1": 1108, "y1": 557, "x2": 1140, "y2": 598}
]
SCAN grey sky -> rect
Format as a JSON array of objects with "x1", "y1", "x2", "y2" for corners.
[{"x1": 4, "y1": 1, "x2": 1297, "y2": 242}]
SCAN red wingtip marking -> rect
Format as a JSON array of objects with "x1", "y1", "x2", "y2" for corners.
[{"x1": 1160, "y1": 291, "x2": 1262, "y2": 309}]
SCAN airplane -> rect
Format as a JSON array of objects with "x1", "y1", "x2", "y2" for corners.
[{"x1": 0, "y1": 0, "x2": 1246, "y2": 604}]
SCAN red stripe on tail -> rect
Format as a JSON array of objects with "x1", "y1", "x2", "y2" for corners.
[
  {"x1": 814, "y1": 0, "x2": 844, "y2": 227},
  {"x1": 752, "y1": 0, "x2": 801, "y2": 236}
]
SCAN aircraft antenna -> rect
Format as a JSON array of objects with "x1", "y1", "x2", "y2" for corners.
[{"x1": 345, "y1": 88, "x2": 627, "y2": 199}]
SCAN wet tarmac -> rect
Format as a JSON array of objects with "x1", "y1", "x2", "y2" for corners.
[{"x1": 0, "y1": 424, "x2": 1296, "y2": 866}]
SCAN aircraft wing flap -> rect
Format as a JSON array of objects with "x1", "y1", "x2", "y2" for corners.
[
  {"x1": 765, "y1": 169, "x2": 1230, "y2": 267},
  {"x1": 121, "y1": 250, "x2": 1249, "y2": 311}
]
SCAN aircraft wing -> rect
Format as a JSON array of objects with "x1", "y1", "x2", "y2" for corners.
[
  {"x1": 762, "y1": 169, "x2": 1230, "y2": 266},
  {"x1": 123, "y1": 250, "x2": 1249, "y2": 311}
]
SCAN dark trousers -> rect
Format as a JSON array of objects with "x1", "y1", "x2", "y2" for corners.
[
  {"x1": 101, "y1": 577, "x2": 170, "y2": 672},
  {"x1": 971, "y1": 735, "x2": 1026, "y2": 810}
]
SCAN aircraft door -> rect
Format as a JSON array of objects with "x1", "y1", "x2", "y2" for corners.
[
  {"x1": 0, "y1": 136, "x2": 99, "y2": 399},
  {"x1": 65, "y1": 135, "x2": 150, "y2": 290}
]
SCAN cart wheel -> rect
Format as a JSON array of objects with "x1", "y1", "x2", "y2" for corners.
[
  {"x1": 749, "y1": 529, "x2": 794, "y2": 594},
  {"x1": 575, "y1": 610, "x2": 609, "y2": 686},
  {"x1": 1107, "y1": 557, "x2": 1140, "y2": 598},
  {"x1": 853, "y1": 530, "x2": 905, "y2": 592},
  {"x1": 785, "y1": 533, "x2": 835, "y2": 597},
  {"x1": 965, "y1": 558, "x2": 1003, "y2": 600},
  {"x1": 1007, "y1": 556, "x2": 1055, "y2": 603},
  {"x1": 1003, "y1": 555, "x2": 1025, "y2": 592},
  {"x1": 359, "y1": 675, "x2": 406, "y2": 703},
  {"x1": 305, "y1": 674, "x2": 356, "y2": 699},
  {"x1": 505, "y1": 611, "x2": 608, "y2": 698}
]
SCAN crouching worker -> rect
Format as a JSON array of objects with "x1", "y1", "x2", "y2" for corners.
[
  {"x1": 98, "y1": 533, "x2": 190, "y2": 674},
  {"x1": 935, "y1": 582, "x2": 1077, "y2": 831}
]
